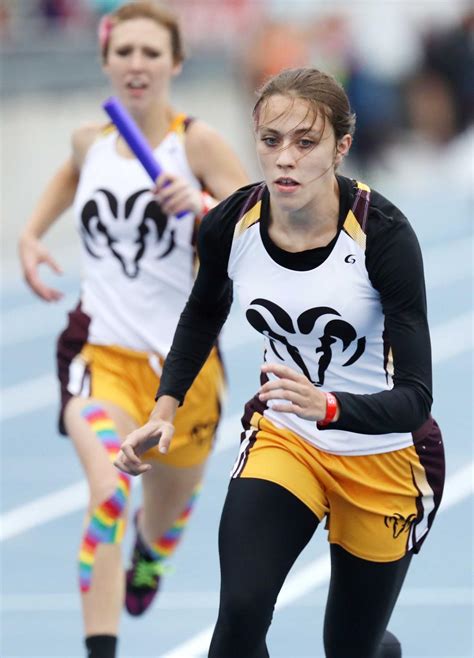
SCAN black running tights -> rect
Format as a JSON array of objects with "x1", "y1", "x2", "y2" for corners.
[{"x1": 208, "y1": 478, "x2": 412, "y2": 658}]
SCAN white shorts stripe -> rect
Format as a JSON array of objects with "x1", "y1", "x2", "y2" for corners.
[
  {"x1": 67, "y1": 355, "x2": 91, "y2": 398},
  {"x1": 408, "y1": 464, "x2": 435, "y2": 551},
  {"x1": 230, "y1": 429, "x2": 254, "y2": 478}
]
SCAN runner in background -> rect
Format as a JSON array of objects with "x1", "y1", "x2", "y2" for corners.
[
  {"x1": 18, "y1": 3, "x2": 248, "y2": 658},
  {"x1": 116, "y1": 66, "x2": 445, "y2": 658}
]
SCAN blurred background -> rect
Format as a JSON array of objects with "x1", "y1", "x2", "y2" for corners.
[
  {"x1": 1, "y1": 1, "x2": 473, "y2": 657},
  {"x1": 2, "y1": 0, "x2": 473, "y2": 269}
]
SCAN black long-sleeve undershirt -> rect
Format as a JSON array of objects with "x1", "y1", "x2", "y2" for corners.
[
  {"x1": 157, "y1": 178, "x2": 433, "y2": 436},
  {"x1": 327, "y1": 196, "x2": 432, "y2": 434},
  {"x1": 155, "y1": 189, "x2": 244, "y2": 403}
]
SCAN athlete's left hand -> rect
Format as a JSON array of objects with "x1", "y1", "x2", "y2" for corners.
[
  {"x1": 258, "y1": 362, "x2": 339, "y2": 422},
  {"x1": 115, "y1": 417, "x2": 175, "y2": 476},
  {"x1": 153, "y1": 173, "x2": 204, "y2": 217}
]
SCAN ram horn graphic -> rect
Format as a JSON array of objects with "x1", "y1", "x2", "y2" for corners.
[
  {"x1": 246, "y1": 306, "x2": 312, "y2": 380},
  {"x1": 314, "y1": 319, "x2": 366, "y2": 385},
  {"x1": 246, "y1": 298, "x2": 366, "y2": 386},
  {"x1": 80, "y1": 188, "x2": 175, "y2": 278}
]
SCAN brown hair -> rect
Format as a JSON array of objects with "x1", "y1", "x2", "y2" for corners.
[
  {"x1": 100, "y1": 1, "x2": 184, "y2": 64},
  {"x1": 253, "y1": 67, "x2": 356, "y2": 141}
]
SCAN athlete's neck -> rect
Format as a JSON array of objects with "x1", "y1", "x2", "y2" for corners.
[
  {"x1": 268, "y1": 177, "x2": 340, "y2": 252},
  {"x1": 125, "y1": 100, "x2": 175, "y2": 150}
]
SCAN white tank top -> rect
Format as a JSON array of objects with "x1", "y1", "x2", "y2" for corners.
[
  {"x1": 227, "y1": 189, "x2": 413, "y2": 455},
  {"x1": 73, "y1": 116, "x2": 201, "y2": 355}
]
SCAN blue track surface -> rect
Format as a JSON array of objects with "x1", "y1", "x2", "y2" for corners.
[{"x1": 1, "y1": 204, "x2": 472, "y2": 658}]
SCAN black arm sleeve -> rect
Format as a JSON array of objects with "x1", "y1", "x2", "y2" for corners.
[
  {"x1": 156, "y1": 187, "x2": 250, "y2": 403},
  {"x1": 325, "y1": 197, "x2": 433, "y2": 434}
]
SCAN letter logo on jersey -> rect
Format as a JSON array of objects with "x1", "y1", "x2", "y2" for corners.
[
  {"x1": 80, "y1": 188, "x2": 175, "y2": 278},
  {"x1": 246, "y1": 298, "x2": 366, "y2": 386}
]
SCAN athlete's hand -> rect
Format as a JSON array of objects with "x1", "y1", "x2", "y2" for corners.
[
  {"x1": 115, "y1": 418, "x2": 175, "y2": 476},
  {"x1": 18, "y1": 234, "x2": 63, "y2": 302},
  {"x1": 258, "y1": 362, "x2": 339, "y2": 422},
  {"x1": 153, "y1": 173, "x2": 204, "y2": 217}
]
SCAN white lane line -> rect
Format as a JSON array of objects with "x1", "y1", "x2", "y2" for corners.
[
  {"x1": 2, "y1": 310, "x2": 472, "y2": 423},
  {"x1": 1, "y1": 373, "x2": 57, "y2": 422},
  {"x1": 0, "y1": 412, "x2": 241, "y2": 542},
  {"x1": 1, "y1": 293, "x2": 77, "y2": 347},
  {"x1": 2, "y1": 587, "x2": 471, "y2": 613},
  {"x1": 160, "y1": 461, "x2": 474, "y2": 658},
  {"x1": 440, "y1": 462, "x2": 474, "y2": 510},
  {"x1": 0, "y1": 481, "x2": 88, "y2": 542},
  {"x1": 0, "y1": 312, "x2": 472, "y2": 537},
  {"x1": 0, "y1": 591, "x2": 217, "y2": 613},
  {"x1": 0, "y1": 335, "x2": 259, "y2": 423},
  {"x1": 429, "y1": 312, "x2": 473, "y2": 363},
  {"x1": 422, "y1": 235, "x2": 473, "y2": 290},
  {"x1": 3, "y1": 235, "x2": 472, "y2": 348},
  {"x1": 396, "y1": 587, "x2": 473, "y2": 606},
  {"x1": 0, "y1": 297, "x2": 257, "y2": 352}
]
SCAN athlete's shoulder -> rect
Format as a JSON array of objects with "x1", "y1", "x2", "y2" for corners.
[
  {"x1": 198, "y1": 182, "x2": 265, "y2": 258},
  {"x1": 184, "y1": 118, "x2": 228, "y2": 159},
  {"x1": 72, "y1": 122, "x2": 110, "y2": 169},
  {"x1": 184, "y1": 117, "x2": 216, "y2": 142},
  {"x1": 362, "y1": 182, "x2": 423, "y2": 282},
  {"x1": 184, "y1": 119, "x2": 248, "y2": 194},
  {"x1": 366, "y1": 184, "x2": 423, "y2": 261},
  {"x1": 200, "y1": 182, "x2": 265, "y2": 235},
  {"x1": 367, "y1": 185, "x2": 411, "y2": 233}
]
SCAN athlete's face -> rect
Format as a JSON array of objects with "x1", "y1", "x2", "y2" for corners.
[
  {"x1": 255, "y1": 94, "x2": 351, "y2": 214},
  {"x1": 103, "y1": 18, "x2": 181, "y2": 111}
]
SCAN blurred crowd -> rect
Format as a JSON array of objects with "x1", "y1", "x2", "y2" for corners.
[
  {"x1": 239, "y1": 6, "x2": 473, "y2": 180},
  {"x1": 0, "y1": 0, "x2": 123, "y2": 34},
  {"x1": 1, "y1": 0, "x2": 473, "y2": 183}
]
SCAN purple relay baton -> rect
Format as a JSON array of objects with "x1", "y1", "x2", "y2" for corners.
[{"x1": 103, "y1": 96, "x2": 188, "y2": 218}]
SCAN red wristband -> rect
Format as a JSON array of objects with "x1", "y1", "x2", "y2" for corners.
[{"x1": 319, "y1": 392, "x2": 338, "y2": 427}]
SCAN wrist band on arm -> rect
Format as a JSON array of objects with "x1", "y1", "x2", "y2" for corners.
[{"x1": 318, "y1": 392, "x2": 338, "y2": 427}]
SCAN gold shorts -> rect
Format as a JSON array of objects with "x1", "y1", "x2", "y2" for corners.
[
  {"x1": 60, "y1": 342, "x2": 225, "y2": 468},
  {"x1": 231, "y1": 413, "x2": 444, "y2": 562}
]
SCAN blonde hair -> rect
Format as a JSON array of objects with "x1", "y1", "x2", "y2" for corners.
[{"x1": 99, "y1": 1, "x2": 184, "y2": 64}]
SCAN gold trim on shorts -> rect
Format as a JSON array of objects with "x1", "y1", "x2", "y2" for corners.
[
  {"x1": 231, "y1": 413, "x2": 444, "y2": 562},
  {"x1": 79, "y1": 343, "x2": 225, "y2": 468}
]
